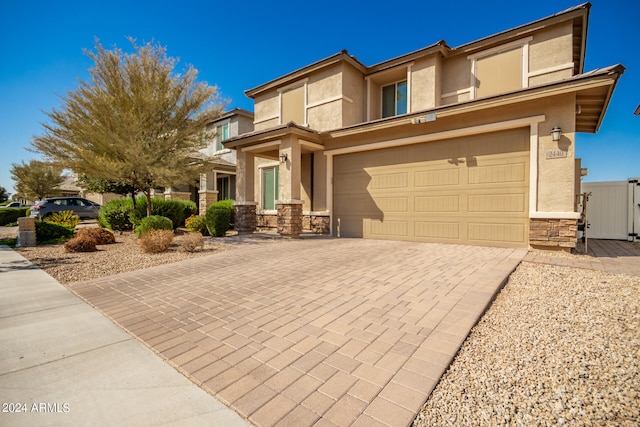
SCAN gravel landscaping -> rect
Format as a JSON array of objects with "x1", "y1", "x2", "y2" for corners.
[
  {"x1": 414, "y1": 261, "x2": 639, "y2": 426},
  {"x1": 15, "y1": 231, "x2": 234, "y2": 284},
  {"x1": 11, "y1": 228, "x2": 639, "y2": 425}
]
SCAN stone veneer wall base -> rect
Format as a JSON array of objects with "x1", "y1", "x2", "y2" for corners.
[{"x1": 529, "y1": 218, "x2": 578, "y2": 249}]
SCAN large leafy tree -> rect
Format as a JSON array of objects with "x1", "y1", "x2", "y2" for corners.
[
  {"x1": 10, "y1": 160, "x2": 65, "y2": 200},
  {"x1": 31, "y1": 38, "x2": 225, "y2": 216},
  {"x1": 76, "y1": 174, "x2": 138, "y2": 206}
]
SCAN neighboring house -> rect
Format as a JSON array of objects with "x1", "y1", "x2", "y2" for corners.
[
  {"x1": 224, "y1": 3, "x2": 624, "y2": 249},
  {"x1": 164, "y1": 108, "x2": 254, "y2": 214}
]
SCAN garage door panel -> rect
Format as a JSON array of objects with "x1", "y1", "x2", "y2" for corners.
[
  {"x1": 370, "y1": 220, "x2": 408, "y2": 237},
  {"x1": 414, "y1": 168, "x2": 460, "y2": 187},
  {"x1": 468, "y1": 222, "x2": 526, "y2": 243},
  {"x1": 376, "y1": 197, "x2": 409, "y2": 212},
  {"x1": 468, "y1": 193, "x2": 526, "y2": 213},
  {"x1": 468, "y1": 161, "x2": 527, "y2": 185},
  {"x1": 370, "y1": 172, "x2": 408, "y2": 189},
  {"x1": 333, "y1": 128, "x2": 530, "y2": 247},
  {"x1": 415, "y1": 221, "x2": 460, "y2": 239},
  {"x1": 415, "y1": 195, "x2": 460, "y2": 213}
]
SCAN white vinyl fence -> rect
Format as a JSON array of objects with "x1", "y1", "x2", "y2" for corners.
[{"x1": 582, "y1": 178, "x2": 639, "y2": 241}]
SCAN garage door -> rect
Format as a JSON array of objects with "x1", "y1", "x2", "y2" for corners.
[{"x1": 333, "y1": 127, "x2": 530, "y2": 247}]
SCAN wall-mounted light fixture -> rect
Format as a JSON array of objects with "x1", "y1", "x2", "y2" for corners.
[
  {"x1": 551, "y1": 127, "x2": 562, "y2": 142},
  {"x1": 279, "y1": 153, "x2": 288, "y2": 163}
]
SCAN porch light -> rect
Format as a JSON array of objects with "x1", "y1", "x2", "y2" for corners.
[
  {"x1": 551, "y1": 127, "x2": 562, "y2": 142},
  {"x1": 279, "y1": 153, "x2": 288, "y2": 163}
]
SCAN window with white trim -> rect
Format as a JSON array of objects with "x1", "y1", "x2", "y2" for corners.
[
  {"x1": 215, "y1": 122, "x2": 229, "y2": 151},
  {"x1": 382, "y1": 80, "x2": 407, "y2": 118},
  {"x1": 262, "y1": 166, "x2": 279, "y2": 211}
]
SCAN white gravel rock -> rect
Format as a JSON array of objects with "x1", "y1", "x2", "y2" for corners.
[{"x1": 414, "y1": 261, "x2": 640, "y2": 426}]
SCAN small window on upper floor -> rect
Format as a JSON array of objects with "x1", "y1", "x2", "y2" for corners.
[
  {"x1": 215, "y1": 122, "x2": 229, "y2": 151},
  {"x1": 382, "y1": 80, "x2": 407, "y2": 118}
]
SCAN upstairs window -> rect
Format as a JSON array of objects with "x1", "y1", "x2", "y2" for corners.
[
  {"x1": 215, "y1": 122, "x2": 229, "y2": 151},
  {"x1": 382, "y1": 80, "x2": 407, "y2": 118}
]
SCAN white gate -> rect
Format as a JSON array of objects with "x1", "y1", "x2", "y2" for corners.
[{"x1": 582, "y1": 178, "x2": 640, "y2": 241}]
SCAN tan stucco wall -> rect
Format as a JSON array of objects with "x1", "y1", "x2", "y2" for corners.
[
  {"x1": 536, "y1": 93, "x2": 576, "y2": 212},
  {"x1": 529, "y1": 22, "x2": 574, "y2": 74},
  {"x1": 308, "y1": 102, "x2": 342, "y2": 132},
  {"x1": 440, "y1": 54, "x2": 471, "y2": 105},
  {"x1": 411, "y1": 56, "x2": 439, "y2": 111},
  {"x1": 342, "y1": 63, "x2": 366, "y2": 126},
  {"x1": 254, "y1": 92, "x2": 279, "y2": 131}
]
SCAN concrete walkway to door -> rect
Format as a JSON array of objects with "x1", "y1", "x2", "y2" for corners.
[{"x1": 67, "y1": 238, "x2": 526, "y2": 426}]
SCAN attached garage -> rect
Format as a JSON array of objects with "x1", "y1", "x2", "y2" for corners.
[{"x1": 333, "y1": 127, "x2": 530, "y2": 247}]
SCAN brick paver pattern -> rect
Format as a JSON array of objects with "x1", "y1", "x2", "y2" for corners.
[{"x1": 69, "y1": 238, "x2": 526, "y2": 427}]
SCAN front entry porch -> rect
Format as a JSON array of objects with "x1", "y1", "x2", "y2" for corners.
[{"x1": 226, "y1": 123, "x2": 328, "y2": 238}]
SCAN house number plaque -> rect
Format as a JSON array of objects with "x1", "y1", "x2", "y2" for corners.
[{"x1": 545, "y1": 149, "x2": 568, "y2": 159}]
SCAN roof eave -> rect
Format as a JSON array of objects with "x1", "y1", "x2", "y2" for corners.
[
  {"x1": 244, "y1": 51, "x2": 366, "y2": 99},
  {"x1": 451, "y1": 2, "x2": 591, "y2": 56},
  {"x1": 327, "y1": 64, "x2": 624, "y2": 138}
]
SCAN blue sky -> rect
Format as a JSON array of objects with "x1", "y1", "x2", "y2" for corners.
[{"x1": 0, "y1": 0, "x2": 637, "y2": 197}]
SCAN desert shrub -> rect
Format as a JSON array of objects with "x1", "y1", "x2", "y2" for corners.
[
  {"x1": 0, "y1": 208, "x2": 29, "y2": 226},
  {"x1": 45, "y1": 210, "x2": 80, "y2": 228},
  {"x1": 35, "y1": 221, "x2": 75, "y2": 244},
  {"x1": 205, "y1": 200, "x2": 234, "y2": 237},
  {"x1": 130, "y1": 197, "x2": 197, "y2": 230},
  {"x1": 138, "y1": 229, "x2": 174, "y2": 253},
  {"x1": 185, "y1": 214, "x2": 209, "y2": 235},
  {"x1": 64, "y1": 235, "x2": 97, "y2": 252},
  {"x1": 180, "y1": 232, "x2": 204, "y2": 252},
  {"x1": 75, "y1": 227, "x2": 116, "y2": 245},
  {"x1": 98, "y1": 198, "x2": 134, "y2": 231},
  {"x1": 135, "y1": 215, "x2": 173, "y2": 237}
]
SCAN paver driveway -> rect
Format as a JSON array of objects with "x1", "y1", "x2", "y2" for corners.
[{"x1": 69, "y1": 237, "x2": 526, "y2": 426}]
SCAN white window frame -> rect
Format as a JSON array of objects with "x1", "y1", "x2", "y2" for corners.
[
  {"x1": 381, "y1": 79, "x2": 408, "y2": 118},
  {"x1": 215, "y1": 120, "x2": 230, "y2": 152},
  {"x1": 259, "y1": 163, "x2": 280, "y2": 212}
]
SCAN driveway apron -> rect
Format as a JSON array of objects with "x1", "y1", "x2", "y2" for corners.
[{"x1": 68, "y1": 238, "x2": 526, "y2": 426}]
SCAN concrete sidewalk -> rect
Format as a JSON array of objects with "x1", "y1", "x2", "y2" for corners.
[{"x1": 0, "y1": 247, "x2": 250, "y2": 427}]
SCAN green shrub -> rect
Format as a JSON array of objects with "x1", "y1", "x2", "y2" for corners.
[
  {"x1": 0, "y1": 208, "x2": 29, "y2": 226},
  {"x1": 35, "y1": 221, "x2": 75, "y2": 244},
  {"x1": 99, "y1": 198, "x2": 134, "y2": 231},
  {"x1": 134, "y1": 215, "x2": 173, "y2": 237},
  {"x1": 130, "y1": 197, "x2": 197, "y2": 230},
  {"x1": 205, "y1": 200, "x2": 234, "y2": 237},
  {"x1": 185, "y1": 214, "x2": 209, "y2": 235},
  {"x1": 45, "y1": 210, "x2": 80, "y2": 228}
]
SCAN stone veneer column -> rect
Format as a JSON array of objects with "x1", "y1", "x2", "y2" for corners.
[
  {"x1": 234, "y1": 201, "x2": 257, "y2": 234},
  {"x1": 277, "y1": 200, "x2": 303, "y2": 238},
  {"x1": 529, "y1": 218, "x2": 578, "y2": 249},
  {"x1": 198, "y1": 190, "x2": 218, "y2": 215}
]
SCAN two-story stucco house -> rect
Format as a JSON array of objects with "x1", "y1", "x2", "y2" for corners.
[
  {"x1": 225, "y1": 3, "x2": 623, "y2": 249},
  {"x1": 164, "y1": 108, "x2": 254, "y2": 214}
]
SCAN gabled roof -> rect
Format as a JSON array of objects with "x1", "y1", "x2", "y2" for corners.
[
  {"x1": 245, "y1": 3, "x2": 591, "y2": 99},
  {"x1": 245, "y1": 51, "x2": 366, "y2": 98}
]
